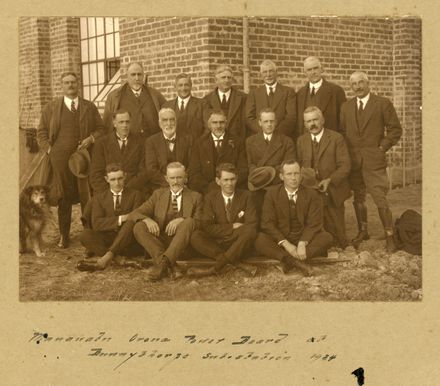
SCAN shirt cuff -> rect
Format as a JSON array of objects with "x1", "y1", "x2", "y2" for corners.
[
  {"x1": 118, "y1": 216, "x2": 122, "y2": 226},
  {"x1": 90, "y1": 134, "x2": 95, "y2": 143},
  {"x1": 278, "y1": 239, "x2": 287, "y2": 246}
]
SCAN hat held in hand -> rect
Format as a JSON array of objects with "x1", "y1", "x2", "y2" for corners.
[
  {"x1": 248, "y1": 166, "x2": 276, "y2": 191},
  {"x1": 68, "y1": 148, "x2": 91, "y2": 178},
  {"x1": 300, "y1": 167, "x2": 320, "y2": 189}
]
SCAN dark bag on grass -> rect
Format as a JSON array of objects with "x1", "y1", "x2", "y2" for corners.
[{"x1": 394, "y1": 209, "x2": 422, "y2": 255}]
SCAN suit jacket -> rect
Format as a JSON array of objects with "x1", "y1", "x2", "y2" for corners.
[
  {"x1": 261, "y1": 184, "x2": 324, "y2": 243},
  {"x1": 163, "y1": 96, "x2": 206, "y2": 140},
  {"x1": 90, "y1": 132, "x2": 146, "y2": 194},
  {"x1": 103, "y1": 82, "x2": 166, "y2": 134},
  {"x1": 91, "y1": 188, "x2": 144, "y2": 232},
  {"x1": 144, "y1": 132, "x2": 193, "y2": 187},
  {"x1": 37, "y1": 96, "x2": 105, "y2": 153},
  {"x1": 128, "y1": 186, "x2": 203, "y2": 231},
  {"x1": 202, "y1": 189, "x2": 257, "y2": 239},
  {"x1": 340, "y1": 94, "x2": 402, "y2": 171},
  {"x1": 188, "y1": 132, "x2": 248, "y2": 193},
  {"x1": 297, "y1": 129, "x2": 351, "y2": 207},
  {"x1": 246, "y1": 131, "x2": 296, "y2": 173},
  {"x1": 245, "y1": 83, "x2": 297, "y2": 137},
  {"x1": 203, "y1": 87, "x2": 247, "y2": 139},
  {"x1": 296, "y1": 79, "x2": 346, "y2": 136}
]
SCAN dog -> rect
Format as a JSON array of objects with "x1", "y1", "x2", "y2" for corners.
[{"x1": 19, "y1": 185, "x2": 54, "y2": 257}]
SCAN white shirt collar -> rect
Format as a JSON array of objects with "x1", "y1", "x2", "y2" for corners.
[
  {"x1": 264, "y1": 133, "x2": 273, "y2": 141},
  {"x1": 163, "y1": 134, "x2": 176, "y2": 141},
  {"x1": 170, "y1": 188, "x2": 183, "y2": 197},
  {"x1": 211, "y1": 133, "x2": 225, "y2": 142},
  {"x1": 311, "y1": 128, "x2": 324, "y2": 143},
  {"x1": 131, "y1": 88, "x2": 142, "y2": 96},
  {"x1": 64, "y1": 96, "x2": 79, "y2": 111},
  {"x1": 309, "y1": 78, "x2": 323, "y2": 93},
  {"x1": 357, "y1": 93, "x2": 370, "y2": 108},
  {"x1": 222, "y1": 192, "x2": 234, "y2": 203},
  {"x1": 111, "y1": 189, "x2": 123, "y2": 196},
  {"x1": 177, "y1": 95, "x2": 190, "y2": 106},
  {"x1": 218, "y1": 89, "x2": 231, "y2": 101},
  {"x1": 265, "y1": 82, "x2": 278, "y2": 94},
  {"x1": 116, "y1": 133, "x2": 128, "y2": 142},
  {"x1": 284, "y1": 187, "x2": 298, "y2": 197}
]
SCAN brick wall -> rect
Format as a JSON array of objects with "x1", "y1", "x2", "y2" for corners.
[{"x1": 19, "y1": 16, "x2": 421, "y2": 186}]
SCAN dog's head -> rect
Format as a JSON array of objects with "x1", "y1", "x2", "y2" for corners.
[{"x1": 22, "y1": 185, "x2": 50, "y2": 207}]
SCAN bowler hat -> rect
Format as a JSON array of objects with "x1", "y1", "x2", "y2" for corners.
[
  {"x1": 68, "y1": 148, "x2": 91, "y2": 178},
  {"x1": 301, "y1": 167, "x2": 320, "y2": 189},
  {"x1": 248, "y1": 166, "x2": 276, "y2": 191}
]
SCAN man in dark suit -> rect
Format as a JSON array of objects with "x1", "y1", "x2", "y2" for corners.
[
  {"x1": 188, "y1": 163, "x2": 257, "y2": 277},
  {"x1": 246, "y1": 108, "x2": 296, "y2": 187},
  {"x1": 130, "y1": 162, "x2": 203, "y2": 281},
  {"x1": 37, "y1": 71, "x2": 105, "y2": 248},
  {"x1": 203, "y1": 65, "x2": 247, "y2": 139},
  {"x1": 340, "y1": 71, "x2": 402, "y2": 252},
  {"x1": 162, "y1": 73, "x2": 205, "y2": 140},
  {"x1": 78, "y1": 163, "x2": 144, "y2": 271},
  {"x1": 255, "y1": 160, "x2": 333, "y2": 276},
  {"x1": 297, "y1": 106, "x2": 351, "y2": 248},
  {"x1": 103, "y1": 62, "x2": 166, "y2": 139},
  {"x1": 144, "y1": 108, "x2": 192, "y2": 191},
  {"x1": 90, "y1": 109, "x2": 147, "y2": 195},
  {"x1": 296, "y1": 56, "x2": 346, "y2": 137},
  {"x1": 188, "y1": 110, "x2": 247, "y2": 194},
  {"x1": 245, "y1": 59, "x2": 297, "y2": 137}
]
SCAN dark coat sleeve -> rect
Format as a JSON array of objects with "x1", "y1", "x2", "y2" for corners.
[
  {"x1": 89, "y1": 138, "x2": 110, "y2": 194},
  {"x1": 328, "y1": 133, "x2": 351, "y2": 187},
  {"x1": 144, "y1": 137, "x2": 167, "y2": 187},
  {"x1": 379, "y1": 98, "x2": 402, "y2": 151},
  {"x1": 244, "y1": 88, "x2": 260, "y2": 134},
  {"x1": 91, "y1": 197, "x2": 119, "y2": 231},
  {"x1": 300, "y1": 189, "x2": 324, "y2": 243},
  {"x1": 276, "y1": 87, "x2": 297, "y2": 138},
  {"x1": 36, "y1": 102, "x2": 53, "y2": 153},
  {"x1": 89, "y1": 102, "x2": 105, "y2": 141},
  {"x1": 203, "y1": 195, "x2": 234, "y2": 238},
  {"x1": 188, "y1": 141, "x2": 209, "y2": 193},
  {"x1": 127, "y1": 189, "x2": 158, "y2": 222}
]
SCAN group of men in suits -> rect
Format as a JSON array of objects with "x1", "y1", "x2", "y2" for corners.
[{"x1": 36, "y1": 56, "x2": 402, "y2": 278}]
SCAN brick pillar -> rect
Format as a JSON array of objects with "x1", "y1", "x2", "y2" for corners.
[{"x1": 392, "y1": 17, "x2": 422, "y2": 185}]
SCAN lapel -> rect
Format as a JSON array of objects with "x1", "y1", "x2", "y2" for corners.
[
  {"x1": 51, "y1": 97, "x2": 64, "y2": 141},
  {"x1": 299, "y1": 134, "x2": 314, "y2": 167},
  {"x1": 123, "y1": 133, "x2": 138, "y2": 161},
  {"x1": 157, "y1": 188, "x2": 171, "y2": 228},
  {"x1": 185, "y1": 96, "x2": 196, "y2": 127},
  {"x1": 278, "y1": 185, "x2": 291, "y2": 232},
  {"x1": 298, "y1": 85, "x2": 307, "y2": 122},
  {"x1": 359, "y1": 94, "x2": 376, "y2": 131},
  {"x1": 316, "y1": 129, "x2": 331, "y2": 163},
  {"x1": 78, "y1": 97, "x2": 90, "y2": 128},
  {"x1": 348, "y1": 98, "x2": 359, "y2": 133},
  {"x1": 202, "y1": 134, "x2": 216, "y2": 165},
  {"x1": 256, "y1": 86, "x2": 268, "y2": 108},
  {"x1": 259, "y1": 132, "x2": 283, "y2": 166},
  {"x1": 217, "y1": 132, "x2": 233, "y2": 161},
  {"x1": 230, "y1": 190, "x2": 244, "y2": 221},
  {"x1": 214, "y1": 191, "x2": 228, "y2": 223},
  {"x1": 295, "y1": 186, "x2": 306, "y2": 225},
  {"x1": 120, "y1": 189, "x2": 132, "y2": 212},
  {"x1": 103, "y1": 190, "x2": 116, "y2": 215},
  {"x1": 157, "y1": 134, "x2": 169, "y2": 167},
  {"x1": 316, "y1": 79, "x2": 332, "y2": 114},
  {"x1": 227, "y1": 88, "x2": 241, "y2": 125},
  {"x1": 109, "y1": 133, "x2": 123, "y2": 161},
  {"x1": 210, "y1": 90, "x2": 222, "y2": 111},
  {"x1": 271, "y1": 84, "x2": 284, "y2": 110}
]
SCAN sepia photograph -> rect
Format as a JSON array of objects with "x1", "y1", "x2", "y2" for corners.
[{"x1": 18, "y1": 16, "x2": 422, "y2": 302}]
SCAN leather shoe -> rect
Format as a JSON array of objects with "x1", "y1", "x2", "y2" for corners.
[
  {"x1": 77, "y1": 260, "x2": 105, "y2": 272},
  {"x1": 146, "y1": 257, "x2": 170, "y2": 281},
  {"x1": 351, "y1": 230, "x2": 369, "y2": 249},
  {"x1": 170, "y1": 264, "x2": 185, "y2": 280}
]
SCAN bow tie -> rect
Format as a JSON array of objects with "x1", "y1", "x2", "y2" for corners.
[{"x1": 166, "y1": 138, "x2": 176, "y2": 143}]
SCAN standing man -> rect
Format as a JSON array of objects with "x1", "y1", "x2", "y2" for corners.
[
  {"x1": 245, "y1": 59, "x2": 297, "y2": 137},
  {"x1": 296, "y1": 56, "x2": 346, "y2": 137},
  {"x1": 37, "y1": 71, "x2": 105, "y2": 248},
  {"x1": 144, "y1": 108, "x2": 192, "y2": 190},
  {"x1": 340, "y1": 71, "x2": 402, "y2": 252},
  {"x1": 162, "y1": 73, "x2": 205, "y2": 140},
  {"x1": 103, "y1": 62, "x2": 166, "y2": 139},
  {"x1": 189, "y1": 110, "x2": 247, "y2": 194},
  {"x1": 90, "y1": 110, "x2": 147, "y2": 195},
  {"x1": 130, "y1": 162, "x2": 203, "y2": 281},
  {"x1": 78, "y1": 163, "x2": 144, "y2": 271},
  {"x1": 203, "y1": 65, "x2": 247, "y2": 139},
  {"x1": 255, "y1": 160, "x2": 333, "y2": 276},
  {"x1": 297, "y1": 106, "x2": 351, "y2": 248},
  {"x1": 188, "y1": 163, "x2": 257, "y2": 277}
]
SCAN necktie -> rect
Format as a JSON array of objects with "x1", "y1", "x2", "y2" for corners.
[
  {"x1": 289, "y1": 192, "x2": 297, "y2": 205},
  {"x1": 171, "y1": 192, "x2": 180, "y2": 213},
  {"x1": 358, "y1": 100, "x2": 364, "y2": 112},
  {"x1": 265, "y1": 136, "x2": 270, "y2": 145},
  {"x1": 313, "y1": 137, "x2": 319, "y2": 147},
  {"x1": 134, "y1": 91, "x2": 140, "y2": 98},
  {"x1": 358, "y1": 100, "x2": 364, "y2": 126},
  {"x1": 268, "y1": 86, "x2": 275, "y2": 105},
  {"x1": 225, "y1": 198, "x2": 232, "y2": 223},
  {"x1": 114, "y1": 194, "x2": 121, "y2": 213},
  {"x1": 215, "y1": 139, "x2": 222, "y2": 152},
  {"x1": 166, "y1": 138, "x2": 175, "y2": 151},
  {"x1": 180, "y1": 100, "x2": 185, "y2": 112},
  {"x1": 71, "y1": 100, "x2": 77, "y2": 113},
  {"x1": 221, "y1": 94, "x2": 227, "y2": 110},
  {"x1": 310, "y1": 87, "x2": 315, "y2": 97},
  {"x1": 120, "y1": 139, "x2": 127, "y2": 153}
]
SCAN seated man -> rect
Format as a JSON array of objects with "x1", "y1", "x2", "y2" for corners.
[
  {"x1": 255, "y1": 160, "x2": 333, "y2": 276},
  {"x1": 90, "y1": 109, "x2": 147, "y2": 195},
  {"x1": 188, "y1": 163, "x2": 257, "y2": 277},
  {"x1": 188, "y1": 110, "x2": 247, "y2": 194},
  {"x1": 78, "y1": 163, "x2": 144, "y2": 271},
  {"x1": 144, "y1": 108, "x2": 192, "y2": 190},
  {"x1": 129, "y1": 162, "x2": 203, "y2": 281}
]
